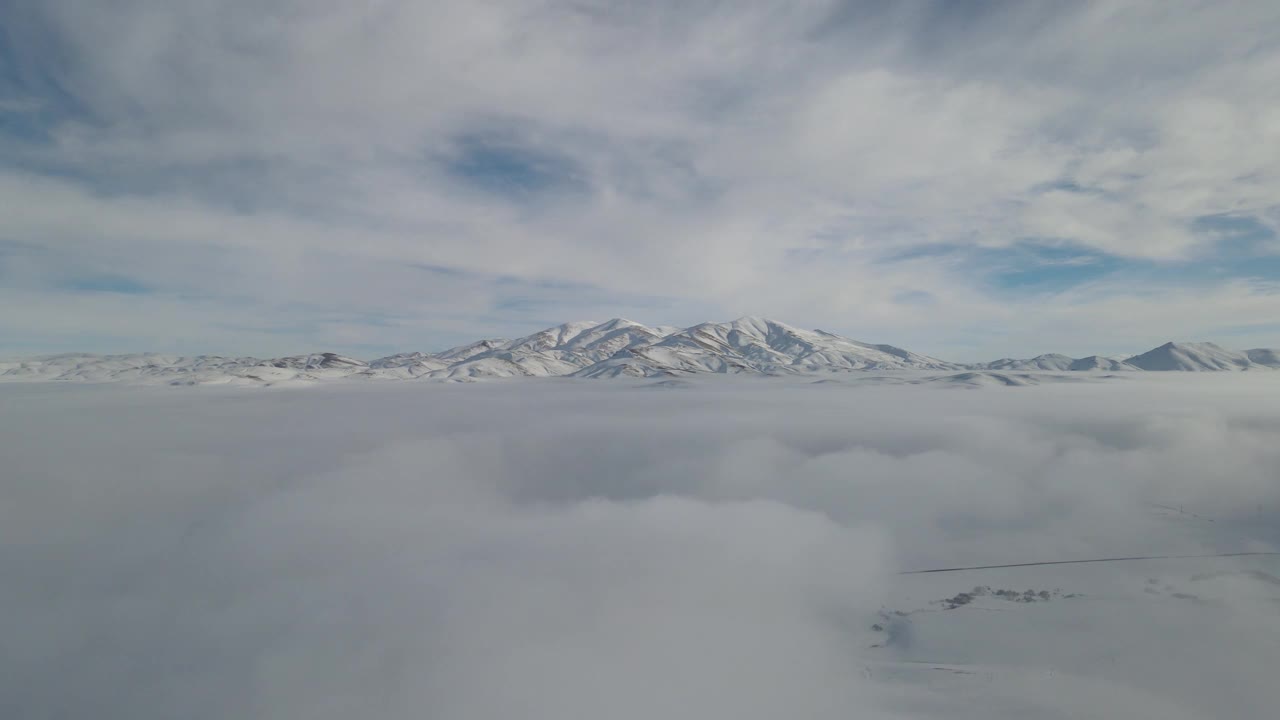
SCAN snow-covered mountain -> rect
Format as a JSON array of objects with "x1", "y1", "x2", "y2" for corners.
[
  {"x1": 579, "y1": 317, "x2": 962, "y2": 378},
  {"x1": 1068, "y1": 355, "x2": 1139, "y2": 371},
  {"x1": 506, "y1": 318, "x2": 665, "y2": 361},
  {"x1": 0, "y1": 353, "x2": 355, "y2": 386},
  {"x1": 980, "y1": 354, "x2": 1077, "y2": 371},
  {"x1": 1124, "y1": 342, "x2": 1256, "y2": 371},
  {"x1": 975, "y1": 342, "x2": 1280, "y2": 373},
  {"x1": 436, "y1": 318, "x2": 671, "y2": 378},
  {"x1": 2, "y1": 321, "x2": 1277, "y2": 386},
  {"x1": 433, "y1": 338, "x2": 510, "y2": 363},
  {"x1": 363, "y1": 352, "x2": 448, "y2": 379},
  {"x1": 264, "y1": 352, "x2": 368, "y2": 370},
  {"x1": 1246, "y1": 348, "x2": 1280, "y2": 367},
  {"x1": 976, "y1": 353, "x2": 1140, "y2": 372}
]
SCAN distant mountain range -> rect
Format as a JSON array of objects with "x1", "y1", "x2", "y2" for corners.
[
  {"x1": 2, "y1": 318, "x2": 1277, "y2": 386},
  {"x1": 976, "y1": 341, "x2": 1277, "y2": 373}
]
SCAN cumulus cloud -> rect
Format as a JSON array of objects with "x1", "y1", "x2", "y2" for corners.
[{"x1": 4, "y1": 377, "x2": 1280, "y2": 718}]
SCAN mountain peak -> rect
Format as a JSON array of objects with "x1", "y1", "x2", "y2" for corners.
[
  {"x1": 1126, "y1": 341, "x2": 1252, "y2": 371},
  {"x1": 5, "y1": 324, "x2": 1277, "y2": 386},
  {"x1": 729, "y1": 315, "x2": 794, "y2": 329},
  {"x1": 1246, "y1": 348, "x2": 1280, "y2": 367}
]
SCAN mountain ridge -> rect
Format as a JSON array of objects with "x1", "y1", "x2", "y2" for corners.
[{"x1": 2, "y1": 320, "x2": 1277, "y2": 385}]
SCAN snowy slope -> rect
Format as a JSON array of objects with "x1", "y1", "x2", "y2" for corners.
[
  {"x1": 1069, "y1": 355, "x2": 1140, "y2": 371},
  {"x1": 0, "y1": 354, "x2": 243, "y2": 383},
  {"x1": 368, "y1": 352, "x2": 444, "y2": 369},
  {"x1": 0, "y1": 351, "x2": 399, "y2": 386},
  {"x1": 570, "y1": 356, "x2": 682, "y2": 379},
  {"x1": 496, "y1": 320, "x2": 603, "y2": 357},
  {"x1": 431, "y1": 353, "x2": 583, "y2": 379},
  {"x1": 556, "y1": 318, "x2": 668, "y2": 361},
  {"x1": 427, "y1": 319, "x2": 666, "y2": 378},
  {"x1": 921, "y1": 371, "x2": 1092, "y2": 387},
  {"x1": 424, "y1": 317, "x2": 960, "y2": 379},
  {"x1": 264, "y1": 352, "x2": 368, "y2": 370},
  {"x1": 494, "y1": 319, "x2": 664, "y2": 364},
  {"x1": 1245, "y1": 348, "x2": 1280, "y2": 367},
  {"x1": 3, "y1": 322, "x2": 1277, "y2": 385},
  {"x1": 434, "y1": 338, "x2": 510, "y2": 363},
  {"x1": 364, "y1": 352, "x2": 449, "y2": 379},
  {"x1": 980, "y1": 353, "x2": 1077, "y2": 371},
  {"x1": 977, "y1": 353, "x2": 1140, "y2": 371},
  {"x1": 598, "y1": 317, "x2": 963, "y2": 377},
  {"x1": 1125, "y1": 342, "x2": 1256, "y2": 371}
]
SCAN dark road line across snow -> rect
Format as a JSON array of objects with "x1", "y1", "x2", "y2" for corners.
[{"x1": 899, "y1": 552, "x2": 1280, "y2": 575}]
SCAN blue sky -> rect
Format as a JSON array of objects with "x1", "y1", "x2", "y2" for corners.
[{"x1": 2, "y1": 0, "x2": 1279, "y2": 361}]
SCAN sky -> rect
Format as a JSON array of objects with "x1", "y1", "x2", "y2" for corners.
[
  {"x1": 2, "y1": 0, "x2": 1279, "y2": 361},
  {"x1": 6, "y1": 376, "x2": 1280, "y2": 718}
]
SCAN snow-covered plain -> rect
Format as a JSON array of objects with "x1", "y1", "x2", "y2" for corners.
[{"x1": 5, "y1": 374, "x2": 1280, "y2": 719}]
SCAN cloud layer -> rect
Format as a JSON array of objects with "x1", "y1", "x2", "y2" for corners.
[
  {"x1": 4, "y1": 376, "x2": 1280, "y2": 718},
  {"x1": 2, "y1": 1, "x2": 1279, "y2": 357}
]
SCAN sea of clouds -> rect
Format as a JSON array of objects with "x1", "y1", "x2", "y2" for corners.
[{"x1": 4, "y1": 375, "x2": 1280, "y2": 718}]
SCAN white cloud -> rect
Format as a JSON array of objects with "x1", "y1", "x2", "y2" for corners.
[
  {"x1": 2, "y1": 1, "x2": 1280, "y2": 355},
  {"x1": 4, "y1": 378, "x2": 1280, "y2": 717}
]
